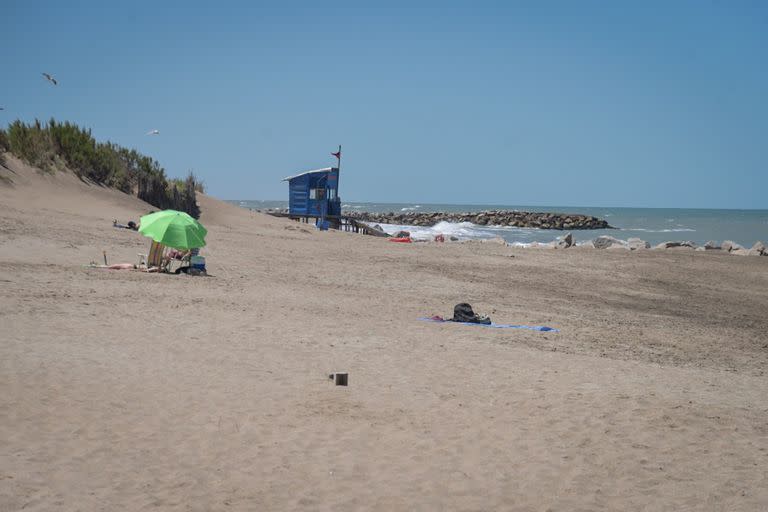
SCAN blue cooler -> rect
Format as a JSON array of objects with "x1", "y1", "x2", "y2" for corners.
[{"x1": 190, "y1": 255, "x2": 206, "y2": 271}]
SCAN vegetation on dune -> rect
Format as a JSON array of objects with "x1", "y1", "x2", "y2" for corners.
[
  {"x1": 0, "y1": 119, "x2": 202, "y2": 218},
  {"x1": 0, "y1": 128, "x2": 8, "y2": 168},
  {"x1": 0, "y1": 128, "x2": 8, "y2": 153}
]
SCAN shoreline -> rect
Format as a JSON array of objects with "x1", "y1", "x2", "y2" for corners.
[
  {"x1": 249, "y1": 206, "x2": 766, "y2": 252},
  {"x1": 366, "y1": 222, "x2": 768, "y2": 255},
  {"x1": 237, "y1": 200, "x2": 768, "y2": 248}
]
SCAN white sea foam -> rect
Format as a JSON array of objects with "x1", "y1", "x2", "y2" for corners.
[
  {"x1": 400, "y1": 205, "x2": 422, "y2": 211},
  {"x1": 375, "y1": 221, "x2": 501, "y2": 241}
]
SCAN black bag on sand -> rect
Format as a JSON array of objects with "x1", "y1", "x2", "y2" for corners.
[{"x1": 451, "y1": 303, "x2": 491, "y2": 324}]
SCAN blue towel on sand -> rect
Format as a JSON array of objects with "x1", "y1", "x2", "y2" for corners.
[{"x1": 419, "y1": 317, "x2": 559, "y2": 332}]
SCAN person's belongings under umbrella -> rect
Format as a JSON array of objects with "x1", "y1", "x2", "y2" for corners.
[{"x1": 136, "y1": 210, "x2": 208, "y2": 274}]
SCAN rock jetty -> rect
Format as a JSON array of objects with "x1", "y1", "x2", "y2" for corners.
[{"x1": 342, "y1": 210, "x2": 612, "y2": 230}]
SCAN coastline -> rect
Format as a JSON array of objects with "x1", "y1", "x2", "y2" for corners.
[
  {"x1": 2, "y1": 163, "x2": 768, "y2": 510},
  {"x1": 232, "y1": 200, "x2": 768, "y2": 248},
  {"x1": 239, "y1": 206, "x2": 767, "y2": 254}
]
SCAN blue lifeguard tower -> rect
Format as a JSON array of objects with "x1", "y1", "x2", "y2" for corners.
[
  {"x1": 282, "y1": 167, "x2": 341, "y2": 226},
  {"x1": 273, "y1": 151, "x2": 386, "y2": 236}
]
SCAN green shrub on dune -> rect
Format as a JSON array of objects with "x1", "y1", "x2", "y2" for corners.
[
  {"x1": 0, "y1": 129, "x2": 8, "y2": 168},
  {"x1": 0, "y1": 128, "x2": 9, "y2": 153},
  {"x1": 0, "y1": 119, "x2": 201, "y2": 218}
]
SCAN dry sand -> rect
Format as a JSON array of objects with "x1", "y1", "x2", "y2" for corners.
[{"x1": 1, "y1": 156, "x2": 767, "y2": 511}]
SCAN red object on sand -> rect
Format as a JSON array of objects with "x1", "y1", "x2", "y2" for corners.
[{"x1": 389, "y1": 237, "x2": 412, "y2": 243}]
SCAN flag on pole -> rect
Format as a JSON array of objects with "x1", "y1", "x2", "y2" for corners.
[{"x1": 331, "y1": 150, "x2": 341, "y2": 159}]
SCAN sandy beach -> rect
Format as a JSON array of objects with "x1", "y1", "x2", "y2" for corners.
[{"x1": 2, "y1": 157, "x2": 767, "y2": 511}]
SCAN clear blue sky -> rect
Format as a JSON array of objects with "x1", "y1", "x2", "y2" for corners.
[{"x1": 3, "y1": 1, "x2": 766, "y2": 208}]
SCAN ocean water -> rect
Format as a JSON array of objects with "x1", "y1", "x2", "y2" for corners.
[{"x1": 230, "y1": 200, "x2": 768, "y2": 248}]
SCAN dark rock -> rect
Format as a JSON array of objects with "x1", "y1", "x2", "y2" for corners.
[
  {"x1": 704, "y1": 241, "x2": 721, "y2": 250},
  {"x1": 593, "y1": 236, "x2": 625, "y2": 249},
  {"x1": 653, "y1": 241, "x2": 697, "y2": 250}
]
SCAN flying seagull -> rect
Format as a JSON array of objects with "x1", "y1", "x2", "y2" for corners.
[
  {"x1": 146, "y1": 129, "x2": 160, "y2": 135},
  {"x1": 42, "y1": 72, "x2": 58, "y2": 85}
]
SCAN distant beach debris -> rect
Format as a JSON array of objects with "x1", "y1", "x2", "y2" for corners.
[
  {"x1": 42, "y1": 72, "x2": 58, "y2": 85},
  {"x1": 343, "y1": 210, "x2": 613, "y2": 230},
  {"x1": 329, "y1": 373, "x2": 348, "y2": 386},
  {"x1": 146, "y1": 129, "x2": 160, "y2": 135}
]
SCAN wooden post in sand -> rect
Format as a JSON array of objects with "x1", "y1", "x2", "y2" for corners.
[{"x1": 329, "y1": 373, "x2": 348, "y2": 386}]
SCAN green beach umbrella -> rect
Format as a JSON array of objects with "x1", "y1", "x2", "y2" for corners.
[{"x1": 139, "y1": 210, "x2": 207, "y2": 249}]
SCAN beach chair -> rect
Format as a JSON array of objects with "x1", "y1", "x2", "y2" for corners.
[
  {"x1": 139, "y1": 241, "x2": 167, "y2": 271},
  {"x1": 166, "y1": 250, "x2": 192, "y2": 273}
]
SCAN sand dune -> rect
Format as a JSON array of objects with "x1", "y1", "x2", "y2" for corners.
[{"x1": 1, "y1": 157, "x2": 767, "y2": 510}]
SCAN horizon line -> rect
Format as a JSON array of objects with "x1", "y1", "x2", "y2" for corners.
[{"x1": 221, "y1": 198, "x2": 768, "y2": 212}]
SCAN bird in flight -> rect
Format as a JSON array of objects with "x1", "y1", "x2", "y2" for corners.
[
  {"x1": 146, "y1": 129, "x2": 160, "y2": 135},
  {"x1": 42, "y1": 73, "x2": 58, "y2": 85}
]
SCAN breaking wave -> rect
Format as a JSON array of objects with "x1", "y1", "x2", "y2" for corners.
[{"x1": 376, "y1": 221, "x2": 497, "y2": 241}]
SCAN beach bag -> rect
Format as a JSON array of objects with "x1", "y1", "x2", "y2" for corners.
[{"x1": 451, "y1": 303, "x2": 491, "y2": 324}]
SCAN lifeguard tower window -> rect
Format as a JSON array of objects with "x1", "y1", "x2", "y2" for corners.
[{"x1": 310, "y1": 188, "x2": 325, "y2": 200}]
